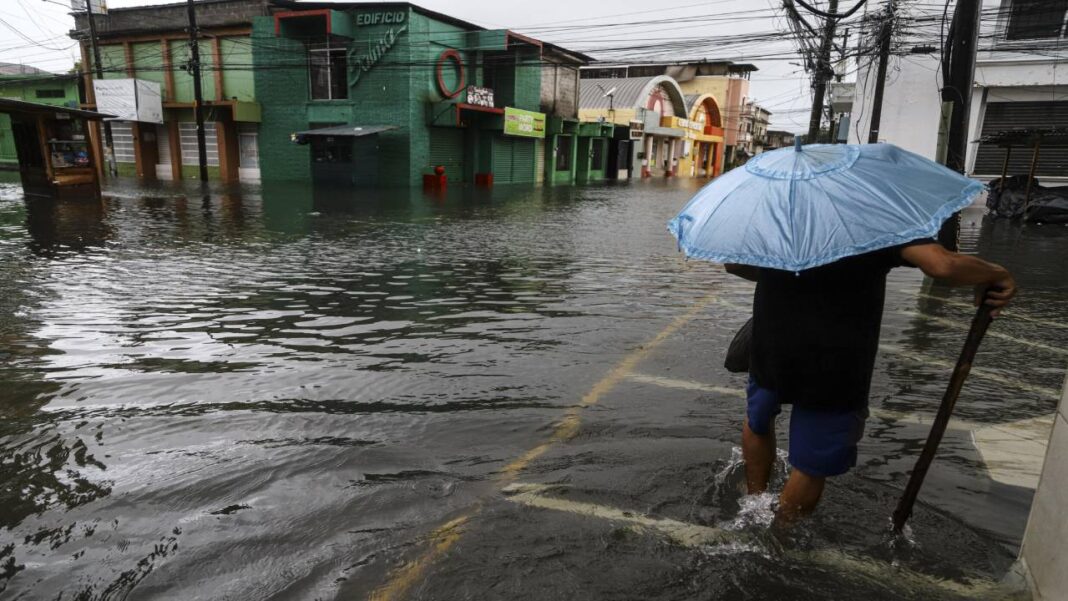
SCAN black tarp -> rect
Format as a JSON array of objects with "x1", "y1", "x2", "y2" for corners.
[{"x1": 986, "y1": 177, "x2": 1068, "y2": 223}]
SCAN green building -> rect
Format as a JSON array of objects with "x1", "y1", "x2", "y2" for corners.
[
  {"x1": 72, "y1": 0, "x2": 268, "y2": 182},
  {"x1": 65, "y1": 0, "x2": 593, "y2": 187},
  {"x1": 0, "y1": 64, "x2": 81, "y2": 170},
  {"x1": 253, "y1": 2, "x2": 590, "y2": 186}
]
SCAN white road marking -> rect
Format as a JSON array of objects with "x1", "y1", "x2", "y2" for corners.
[
  {"x1": 626, "y1": 373, "x2": 746, "y2": 398},
  {"x1": 625, "y1": 372, "x2": 1058, "y2": 490},
  {"x1": 901, "y1": 290, "x2": 1068, "y2": 330},
  {"x1": 502, "y1": 483, "x2": 1007, "y2": 598},
  {"x1": 878, "y1": 343, "x2": 1063, "y2": 399},
  {"x1": 502, "y1": 483, "x2": 734, "y2": 547},
  {"x1": 897, "y1": 310, "x2": 1068, "y2": 357},
  {"x1": 970, "y1": 416, "x2": 1055, "y2": 489}
]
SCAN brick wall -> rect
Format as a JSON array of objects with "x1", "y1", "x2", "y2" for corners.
[
  {"x1": 513, "y1": 46, "x2": 542, "y2": 112},
  {"x1": 252, "y1": 16, "x2": 311, "y2": 182}
]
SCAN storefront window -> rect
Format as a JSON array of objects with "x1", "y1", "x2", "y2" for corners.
[
  {"x1": 309, "y1": 41, "x2": 348, "y2": 100},
  {"x1": 555, "y1": 135, "x2": 572, "y2": 171},
  {"x1": 46, "y1": 118, "x2": 90, "y2": 170},
  {"x1": 310, "y1": 126, "x2": 353, "y2": 164}
]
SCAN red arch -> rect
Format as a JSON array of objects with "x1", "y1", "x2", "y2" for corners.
[{"x1": 700, "y1": 96, "x2": 723, "y2": 128}]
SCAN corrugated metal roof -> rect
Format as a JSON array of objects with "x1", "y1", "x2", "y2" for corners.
[
  {"x1": 579, "y1": 76, "x2": 685, "y2": 111},
  {"x1": 0, "y1": 63, "x2": 54, "y2": 77},
  {"x1": 684, "y1": 94, "x2": 701, "y2": 113},
  {"x1": 0, "y1": 98, "x2": 113, "y2": 120}
]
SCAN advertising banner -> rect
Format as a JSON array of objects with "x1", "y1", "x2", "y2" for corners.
[
  {"x1": 503, "y1": 107, "x2": 546, "y2": 139},
  {"x1": 466, "y1": 85, "x2": 494, "y2": 108},
  {"x1": 93, "y1": 78, "x2": 163, "y2": 123}
]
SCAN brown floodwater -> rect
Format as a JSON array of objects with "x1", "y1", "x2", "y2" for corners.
[{"x1": 0, "y1": 175, "x2": 1064, "y2": 600}]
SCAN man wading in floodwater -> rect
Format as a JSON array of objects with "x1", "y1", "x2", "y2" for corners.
[{"x1": 725, "y1": 241, "x2": 1016, "y2": 519}]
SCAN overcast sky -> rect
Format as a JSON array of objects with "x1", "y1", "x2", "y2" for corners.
[{"x1": 0, "y1": 0, "x2": 830, "y2": 132}]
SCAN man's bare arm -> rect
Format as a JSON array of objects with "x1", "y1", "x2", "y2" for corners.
[
  {"x1": 725, "y1": 263, "x2": 760, "y2": 282},
  {"x1": 900, "y1": 243, "x2": 1016, "y2": 314}
]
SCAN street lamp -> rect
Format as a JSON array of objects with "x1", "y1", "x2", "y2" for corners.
[{"x1": 596, "y1": 84, "x2": 617, "y2": 116}]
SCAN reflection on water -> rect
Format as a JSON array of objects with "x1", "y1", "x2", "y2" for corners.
[{"x1": 0, "y1": 178, "x2": 1063, "y2": 599}]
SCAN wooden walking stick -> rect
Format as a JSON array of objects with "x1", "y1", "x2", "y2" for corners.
[{"x1": 891, "y1": 301, "x2": 995, "y2": 533}]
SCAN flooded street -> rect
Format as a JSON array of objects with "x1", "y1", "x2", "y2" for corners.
[{"x1": 1, "y1": 176, "x2": 1065, "y2": 600}]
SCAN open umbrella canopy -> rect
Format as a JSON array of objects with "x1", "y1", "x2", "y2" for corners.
[{"x1": 667, "y1": 143, "x2": 984, "y2": 272}]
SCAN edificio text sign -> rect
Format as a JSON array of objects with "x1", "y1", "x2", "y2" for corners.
[
  {"x1": 355, "y1": 11, "x2": 406, "y2": 26},
  {"x1": 503, "y1": 107, "x2": 545, "y2": 139},
  {"x1": 349, "y1": 12, "x2": 408, "y2": 87}
]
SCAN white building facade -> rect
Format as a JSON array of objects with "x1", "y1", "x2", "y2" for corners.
[{"x1": 849, "y1": 0, "x2": 1068, "y2": 181}]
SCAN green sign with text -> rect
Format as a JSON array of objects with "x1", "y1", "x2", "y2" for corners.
[{"x1": 503, "y1": 107, "x2": 546, "y2": 139}]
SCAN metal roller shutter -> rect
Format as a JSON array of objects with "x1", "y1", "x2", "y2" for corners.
[
  {"x1": 512, "y1": 138, "x2": 536, "y2": 183},
  {"x1": 535, "y1": 138, "x2": 545, "y2": 184},
  {"x1": 973, "y1": 101, "x2": 1068, "y2": 177},
  {"x1": 429, "y1": 128, "x2": 465, "y2": 181},
  {"x1": 492, "y1": 136, "x2": 536, "y2": 184},
  {"x1": 493, "y1": 135, "x2": 515, "y2": 183}
]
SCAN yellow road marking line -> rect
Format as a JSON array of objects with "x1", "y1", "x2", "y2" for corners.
[
  {"x1": 369, "y1": 295, "x2": 717, "y2": 601},
  {"x1": 902, "y1": 290, "x2": 1068, "y2": 330},
  {"x1": 897, "y1": 310, "x2": 1068, "y2": 357},
  {"x1": 367, "y1": 516, "x2": 469, "y2": 601},
  {"x1": 503, "y1": 483, "x2": 1004, "y2": 598}
]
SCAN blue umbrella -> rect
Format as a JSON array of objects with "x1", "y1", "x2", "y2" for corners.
[{"x1": 667, "y1": 141, "x2": 984, "y2": 271}]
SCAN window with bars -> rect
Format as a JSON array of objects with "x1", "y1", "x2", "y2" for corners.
[
  {"x1": 178, "y1": 122, "x2": 219, "y2": 166},
  {"x1": 108, "y1": 121, "x2": 136, "y2": 163},
  {"x1": 309, "y1": 42, "x2": 348, "y2": 100},
  {"x1": 1006, "y1": 0, "x2": 1068, "y2": 40}
]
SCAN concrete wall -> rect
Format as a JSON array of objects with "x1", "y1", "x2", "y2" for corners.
[
  {"x1": 541, "y1": 62, "x2": 580, "y2": 118},
  {"x1": 73, "y1": 0, "x2": 272, "y2": 35},
  {"x1": 1019, "y1": 370, "x2": 1068, "y2": 601},
  {"x1": 848, "y1": 52, "x2": 945, "y2": 154}
]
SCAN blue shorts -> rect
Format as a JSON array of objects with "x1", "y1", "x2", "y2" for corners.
[{"x1": 746, "y1": 376, "x2": 867, "y2": 478}]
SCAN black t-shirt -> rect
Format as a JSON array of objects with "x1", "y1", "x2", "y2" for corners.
[{"x1": 749, "y1": 240, "x2": 931, "y2": 411}]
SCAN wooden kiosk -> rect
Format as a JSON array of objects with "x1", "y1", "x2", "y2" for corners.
[{"x1": 0, "y1": 98, "x2": 113, "y2": 201}]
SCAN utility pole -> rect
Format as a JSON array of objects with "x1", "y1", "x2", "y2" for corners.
[
  {"x1": 938, "y1": 0, "x2": 982, "y2": 251},
  {"x1": 867, "y1": 1, "x2": 894, "y2": 143},
  {"x1": 84, "y1": 0, "x2": 116, "y2": 177},
  {"x1": 942, "y1": 0, "x2": 981, "y2": 174},
  {"x1": 186, "y1": 0, "x2": 209, "y2": 184},
  {"x1": 807, "y1": 0, "x2": 839, "y2": 142},
  {"x1": 827, "y1": 29, "x2": 850, "y2": 142}
]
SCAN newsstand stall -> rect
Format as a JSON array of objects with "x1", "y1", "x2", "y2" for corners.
[{"x1": 0, "y1": 98, "x2": 114, "y2": 201}]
